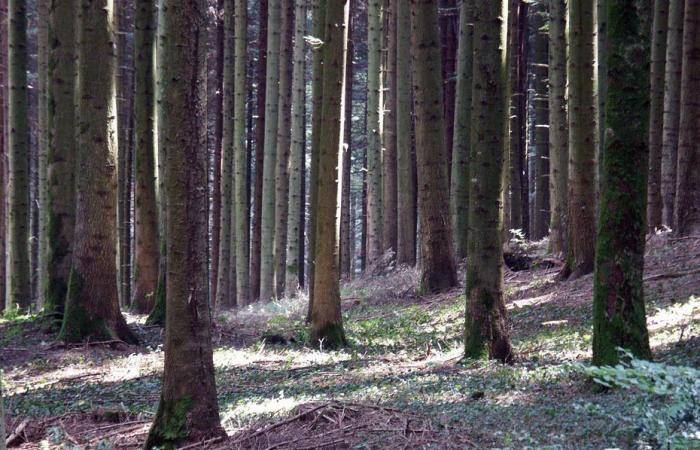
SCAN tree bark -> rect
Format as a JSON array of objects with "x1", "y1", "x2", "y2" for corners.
[
  {"x1": 464, "y1": 0, "x2": 513, "y2": 363},
  {"x1": 37, "y1": 0, "x2": 49, "y2": 309},
  {"x1": 381, "y1": 0, "x2": 397, "y2": 256},
  {"x1": 592, "y1": 0, "x2": 652, "y2": 366},
  {"x1": 340, "y1": 0, "x2": 354, "y2": 277},
  {"x1": 59, "y1": 0, "x2": 136, "y2": 344},
  {"x1": 410, "y1": 0, "x2": 458, "y2": 293},
  {"x1": 532, "y1": 10, "x2": 549, "y2": 241}
]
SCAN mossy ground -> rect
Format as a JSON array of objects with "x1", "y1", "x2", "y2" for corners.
[{"x1": 2, "y1": 235, "x2": 699, "y2": 448}]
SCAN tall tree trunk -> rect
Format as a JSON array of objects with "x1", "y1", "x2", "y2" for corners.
[
  {"x1": 0, "y1": 0, "x2": 7, "y2": 312},
  {"x1": 340, "y1": 0, "x2": 354, "y2": 277},
  {"x1": 647, "y1": 0, "x2": 669, "y2": 231},
  {"x1": 311, "y1": 0, "x2": 349, "y2": 349},
  {"x1": 564, "y1": 0, "x2": 597, "y2": 279},
  {"x1": 395, "y1": 0, "x2": 416, "y2": 266},
  {"x1": 660, "y1": 0, "x2": 684, "y2": 227},
  {"x1": 234, "y1": 0, "x2": 250, "y2": 304},
  {"x1": 450, "y1": 0, "x2": 472, "y2": 261},
  {"x1": 250, "y1": 0, "x2": 268, "y2": 301},
  {"x1": 674, "y1": 0, "x2": 700, "y2": 235},
  {"x1": 260, "y1": 0, "x2": 281, "y2": 301},
  {"x1": 592, "y1": 0, "x2": 652, "y2": 366},
  {"x1": 45, "y1": 0, "x2": 76, "y2": 323},
  {"x1": 596, "y1": 0, "x2": 607, "y2": 202},
  {"x1": 143, "y1": 0, "x2": 224, "y2": 443},
  {"x1": 366, "y1": 0, "x2": 383, "y2": 266},
  {"x1": 410, "y1": 0, "x2": 458, "y2": 293},
  {"x1": 548, "y1": 0, "x2": 568, "y2": 255},
  {"x1": 215, "y1": 0, "x2": 235, "y2": 308},
  {"x1": 274, "y1": 0, "x2": 294, "y2": 297},
  {"x1": 286, "y1": 0, "x2": 306, "y2": 293},
  {"x1": 132, "y1": 0, "x2": 159, "y2": 313},
  {"x1": 6, "y1": 0, "x2": 30, "y2": 310},
  {"x1": 381, "y1": 0, "x2": 397, "y2": 256},
  {"x1": 532, "y1": 10, "x2": 549, "y2": 241},
  {"x1": 37, "y1": 0, "x2": 49, "y2": 309},
  {"x1": 59, "y1": 0, "x2": 136, "y2": 344},
  {"x1": 510, "y1": 1, "x2": 528, "y2": 236},
  {"x1": 440, "y1": 0, "x2": 458, "y2": 182},
  {"x1": 464, "y1": 0, "x2": 513, "y2": 363}
]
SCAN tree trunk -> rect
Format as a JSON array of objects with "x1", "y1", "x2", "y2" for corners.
[
  {"x1": 592, "y1": 0, "x2": 652, "y2": 366},
  {"x1": 6, "y1": 0, "x2": 30, "y2": 310},
  {"x1": 647, "y1": 0, "x2": 669, "y2": 231},
  {"x1": 440, "y1": 0, "x2": 458, "y2": 183},
  {"x1": 548, "y1": 0, "x2": 568, "y2": 255},
  {"x1": 251, "y1": 0, "x2": 268, "y2": 301},
  {"x1": 311, "y1": 0, "x2": 349, "y2": 349},
  {"x1": 410, "y1": 0, "x2": 458, "y2": 294},
  {"x1": 59, "y1": 0, "x2": 136, "y2": 344},
  {"x1": 661, "y1": 0, "x2": 684, "y2": 227},
  {"x1": 132, "y1": 0, "x2": 159, "y2": 313},
  {"x1": 143, "y1": 0, "x2": 224, "y2": 443},
  {"x1": 260, "y1": 0, "x2": 281, "y2": 301},
  {"x1": 381, "y1": 0, "x2": 397, "y2": 256},
  {"x1": 274, "y1": 0, "x2": 294, "y2": 298},
  {"x1": 464, "y1": 0, "x2": 513, "y2": 363},
  {"x1": 510, "y1": 1, "x2": 528, "y2": 236},
  {"x1": 45, "y1": 0, "x2": 76, "y2": 323},
  {"x1": 564, "y1": 0, "x2": 597, "y2": 279},
  {"x1": 450, "y1": 0, "x2": 472, "y2": 261},
  {"x1": 37, "y1": 0, "x2": 49, "y2": 309},
  {"x1": 366, "y1": 0, "x2": 383, "y2": 266},
  {"x1": 0, "y1": 1, "x2": 7, "y2": 313},
  {"x1": 234, "y1": 0, "x2": 250, "y2": 304},
  {"x1": 340, "y1": 0, "x2": 354, "y2": 277},
  {"x1": 532, "y1": 10, "x2": 549, "y2": 241},
  {"x1": 674, "y1": 0, "x2": 700, "y2": 235},
  {"x1": 395, "y1": 0, "x2": 416, "y2": 267}
]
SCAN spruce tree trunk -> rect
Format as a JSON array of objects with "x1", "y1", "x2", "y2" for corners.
[
  {"x1": 381, "y1": 0, "x2": 397, "y2": 256},
  {"x1": 548, "y1": 0, "x2": 568, "y2": 255},
  {"x1": 311, "y1": 0, "x2": 349, "y2": 349},
  {"x1": 132, "y1": 0, "x2": 159, "y2": 313},
  {"x1": 410, "y1": 0, "x2": 457, "y2": 294},
  {"x1": 366, "y1": 0, "x2": 383, "y2": 266},
  {"x1": 532, "y1": 11, "x2": 549, "y2": 241},
  {"x1": 0, "y1": 2, "x2": 6, "y2": 312},
  {"x1": 274, "y1": 0, "x2": 294, "y2": 298},
  {"x1": 286, "y1": 0, "x2": 306, "y2": 294},
  {"x1": 45, "y1": 0, "x2": 76, "y2": 323},
  {"x1": 144, "y1": 0, "x2": 224, "y2": 443},
  {"x1": 59, "y1": 0, "x2": 136, "y2": 344},
  {"x1": 661, "y1": 0, "x2": 684, "y2": 227},
  {"x1": 592, "y1": 0, "x2": 652, "y2": 366},
  {"x1": 596, "y1": 0, "x2": 607, "y2": 199},
  {"x1": 464, "y1": 0, "x2": 513, "y2": 363},
  {"x1": 396, "y1": 0, "x2": 416, "y2": 266},
  {"x1": 674, "y1": 0, "x2": 700, "y2": 235},
  {"x1": 450, "y1": 0, "x2": 472, "y2": 261},
  {"x1": 251, "y1": 0, "x2": 268, "y2": 301},
  {"x1": 260, "y1": 0, "x2": 281, "y2": 301},
  {"x1": 647, "y1": 0, "x2": 669, "y2": 231},
  {"x1": 37, "y1": 0, "x2": 49, "y2": 309},
  {"x1": 234, "y1": 0, "x2": 250, "y2": 304},
  {"x1": 7, "y1": 0, "x2": 30, "y2": 310},
  {"x1": 340, "y1": 1, "x2": 354, "y2": 277},
  {"x1": 440, "y1": 0, "x2": 458, "y2": 180},
  {"x1": 510, "y1": 1, "x2": 528, "y2": 236},
  {"x1": 215, "y1": 0, "x2": 235, "y2": 308},
  {"x1": 564, "y1": 0, "x2": 597, "y2": 279}
]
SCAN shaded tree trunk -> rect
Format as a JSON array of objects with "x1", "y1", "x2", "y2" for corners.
[
  {"x1": 381, "y1": 0, "x2": 397, "y2": 256},
  {"x1": 592, "y1": 0, "x2": 652, "y2": 366},
  {"x1": 410, "y1": 0, "x2": 458, "y2": 294},
  {"x1": 510, "y1": 1, "x2": 529, "y2": 236},
  {"x1": 464, "y1": 0, "x2": 513, "y2": 363},
  {"x1": 37, "y1": 0, "x2": 49, "y2": 309},
  {"x1": 340, "y1": 0, "x2": 354, "y2": 277},
  {"x1": 532, "y1": 10, "x2": 549, "y2": 241},
  {"x1": 440, "y1": 0, "x2": 458, "y2": 182}
]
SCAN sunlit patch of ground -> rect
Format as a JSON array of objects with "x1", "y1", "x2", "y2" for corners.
[{"x1": 2, "y1": 235, "x2": 698, "y2": 448}]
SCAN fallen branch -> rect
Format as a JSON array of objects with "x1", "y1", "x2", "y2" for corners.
[
  {"x1": 5, "y1": 418, "x2": 29, "y2": 446},
  {"x1": 643, "y1": 268, "x2": 700, "y2": 282},
  {"x1": 178, "y1": 435, "x2": 226, "y2": 450},
  {"x1": 230, "y1": 403, "x2": 328, "y2": 445}
]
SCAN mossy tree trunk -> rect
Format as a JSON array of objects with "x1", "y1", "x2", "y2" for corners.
[
  {"x1": 564, "y1": 0, "x2": 597, "y2": 279},
  {"x1": 548, "y1": 0, "x2": 569, "y2": 255},
  {"x1": 464, "y1": 0, "x2": 513, "y2": 363},
  {"x1": 647, "y1": 0, "x2": 669, "y2": 231},
  {"x1": 592, "y1": 0, "x2": 652, "y2": 366},
  {"x1": 59, "y1": 0, "x2": 136, "y2": 344},
  {"x1": 7, "y1": 0, "x2": 31, "y2": 311},
  {"x1": 234, "y1": 0, "x2": 250, "y2": 304},
  {"x1": 674, "y1": 0, "x2": 700, "y2": 235},
  {"x1": 259, "y1": 0, "x2": 281, "y2": 301},
  {"x1": 310, "y1": 0, "x2": 349, "y2": 349},
  {"x1": 143, "y1": 0, "x2": 224, "y2": 445},
  {"x1": 132, "y1": 0, "x2": 159, "y2": 314},
  {"x1": 660, "y1": 0, "x2": 684, "y2": 227},
  {"x1": 450, "y1": 0, "x2": 472, "y2": 261},
  {"x1": 274, "y1": 0, "x2": 294, "y2": 298},
  {"x1": 395, "y1": 0, "x2": 416, "y2": 267},
  {"x1": 381, "y1": 0, "x2": 397, "y2": 256},
  {"x1": 340, "y1": 0, "x2": 354, "y2": 278},
  {"x1": 45, "y1": 0, "x2": 76, "y2": 323},
  {"x1": 410, "y1": 0, "x2": 458, "y2": 294}
]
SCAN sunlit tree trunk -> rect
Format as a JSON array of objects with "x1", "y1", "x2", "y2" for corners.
[
  {"x1": 532, "y1": 10, "x2": 549, "y2": 241},
  {"x1": 340, "y1": 0, "x2": 354, "y2": 277}
]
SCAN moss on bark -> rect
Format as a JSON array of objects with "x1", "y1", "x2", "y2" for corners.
[{"x1": 143, "y1": 395, "x2": 193, "y2": 449}]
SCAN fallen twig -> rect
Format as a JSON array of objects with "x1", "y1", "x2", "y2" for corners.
[
  {"x1": 178, "y1": 435, "x2": 226, "y2": 450},
  {"x1": 643, "y1": 268, "x2": 700, "y2": 282},
  {"x1": 230, "y1": 403, "x2": 328, "y2": 445},
  {"x1": 5, "y1": 418, "x2": 29, "y2": 446}
]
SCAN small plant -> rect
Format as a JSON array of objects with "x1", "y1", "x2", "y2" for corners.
[{"x1": 574, "y1": 351, "x2": 700, "y2": 449}]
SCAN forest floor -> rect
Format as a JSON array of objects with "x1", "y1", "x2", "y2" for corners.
[{"x1": 2, "y1": 233, "x2": 699, "y2": 449}]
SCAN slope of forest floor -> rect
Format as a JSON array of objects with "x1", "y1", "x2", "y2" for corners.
[{"x1": 2, "y1": 233, "x2": 699, "y2": 449}]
